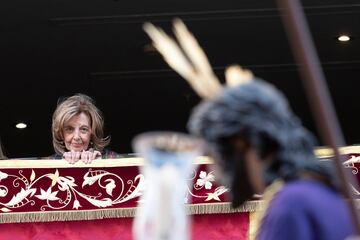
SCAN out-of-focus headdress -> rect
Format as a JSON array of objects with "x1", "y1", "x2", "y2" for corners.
[
  {"x1": 143, "y1": 19, "x2": 254, "y2": 99},
  {"x1": 143, "y1": 20, "x2": 334, "y2": 207}
]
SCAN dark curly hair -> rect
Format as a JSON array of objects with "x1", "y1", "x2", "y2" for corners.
[{"x1": 188, "y1": 79, "x2": 337, "y2": 207}]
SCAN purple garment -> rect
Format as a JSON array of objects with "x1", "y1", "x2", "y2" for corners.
[{"x1": 257, "y1": 179, "x2": 354, "y2": 240}]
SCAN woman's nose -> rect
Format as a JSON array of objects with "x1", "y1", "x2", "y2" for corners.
[{"x1": 73, "y1": 130, "x2": 81, "y2": 139}]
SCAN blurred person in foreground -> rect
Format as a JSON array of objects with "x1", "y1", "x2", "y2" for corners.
[
  {"x1": 144, "y1": 19, "x2": 354, "y2": 240},
  {"x1": 52, "y1": 93, "x2": 117, "y2": 164}
]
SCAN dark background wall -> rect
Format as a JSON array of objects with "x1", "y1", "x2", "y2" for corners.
[{"x1": 1, "y1": 0, "x2": 360, "y2": 158}]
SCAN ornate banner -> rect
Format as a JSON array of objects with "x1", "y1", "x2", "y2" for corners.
[
  {"x1": 0, "y1": 146, "x2": 359, "y2": 225},
  {"x1": 0, "y1": 156, "x2": 261, "y2": 224}
]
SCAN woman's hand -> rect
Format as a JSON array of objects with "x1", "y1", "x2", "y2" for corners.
[
  {"x1": 63, "y1": 149, "x2": 101, "y2": 164},
  {"x1": 80, "y1": 149, "x2": 101, "y2": 164},
  {"x1": 63, "y1": 150, "x2": 81, "y2": 164}
]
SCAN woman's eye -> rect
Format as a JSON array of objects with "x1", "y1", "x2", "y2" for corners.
[
  {"x1": 64, "y1": 127, "x2": 73, "y2": 133},
  {"x1": 80, "y1": 128, "x2": 89, "y2": 133}
]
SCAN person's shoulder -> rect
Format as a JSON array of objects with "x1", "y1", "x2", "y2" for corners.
[
  {"x1": 281, "y1": 179, "x2": 336, "y2": 197},
  {"x1": 274, "y1": 179, "x2": 343, "y2": 210},
  {"x1": 263, "y1": 179, "x2": 354, "y2": 240}
]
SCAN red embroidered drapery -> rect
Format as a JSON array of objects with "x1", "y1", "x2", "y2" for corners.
[{"x1": 0, "y1": 146, "x2": 359, "y2": 239}]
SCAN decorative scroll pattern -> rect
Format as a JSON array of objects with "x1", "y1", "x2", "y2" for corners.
[
  {"x1": 341, "y1": 154, "x2": 360, "y2": 196},
  {"x1": 2, "y1": 150, "x2": 359, "y2": 222},
  {"x1": 186, "y1": 169, "x2": 228, "y2": 203},
  {"x1": 0, "y1": 164, "x2": 228, "y2": 214},
  {"x1": 0, "y1": 169, "x2": 143, "y2": 213},
  {"x1": 344, "y1": 155, "x2": 360, "y2": 175}
]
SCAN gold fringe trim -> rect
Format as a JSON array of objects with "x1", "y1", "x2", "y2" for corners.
[
  {"x1": 0, "y1": 208, "x2": 138, "y2": 223},
  {"x1": 186, "y1": 201, "x2": 264, "y2": 215},
  {"x1": 0, "y1": 201, "x2": 264, "y2": 223}
]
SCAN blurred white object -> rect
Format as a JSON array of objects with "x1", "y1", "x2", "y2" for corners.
[{"x1": 132, "y1": 132, "x2": 201, "y2": 240}]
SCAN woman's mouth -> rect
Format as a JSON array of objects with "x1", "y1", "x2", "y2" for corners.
[{"x1": 72, "y1": 143, "x2": 83, "y2": 148}]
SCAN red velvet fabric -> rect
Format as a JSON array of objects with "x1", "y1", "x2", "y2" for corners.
[
  {"x1": 0, "y1": 161, "x2": 248, "y2": 239},
  {"x1": 0, "y1": 212, "x2": 249, "y2": 240},
  {"x1": 2, "y1": 153, "x2": 358, "y2": 239},
  {"x1": 191, "y1": 213, "x2": 249, "y2": 240}
]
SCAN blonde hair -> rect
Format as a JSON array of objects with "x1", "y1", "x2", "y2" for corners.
[{"x1": 52, "y1": 93, "x2": 110, "y2": 155}]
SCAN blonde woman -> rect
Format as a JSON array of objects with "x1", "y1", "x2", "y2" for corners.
[{"x1": 52, "y1": 93, "x2": 116, "y2": 164}]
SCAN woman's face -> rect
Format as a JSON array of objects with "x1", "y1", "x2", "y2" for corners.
[{"x1": 63, "y1": 112, "x2": 92, "y2": 152}]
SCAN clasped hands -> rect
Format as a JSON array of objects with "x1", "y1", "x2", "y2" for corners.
[{"x1": 63, "y1": 149, "x2": 101, "y2": 164}]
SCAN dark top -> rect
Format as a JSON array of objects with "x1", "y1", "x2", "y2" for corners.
[{"x1": 257, "y1": 179, "x2": 354, "y2": 240}]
